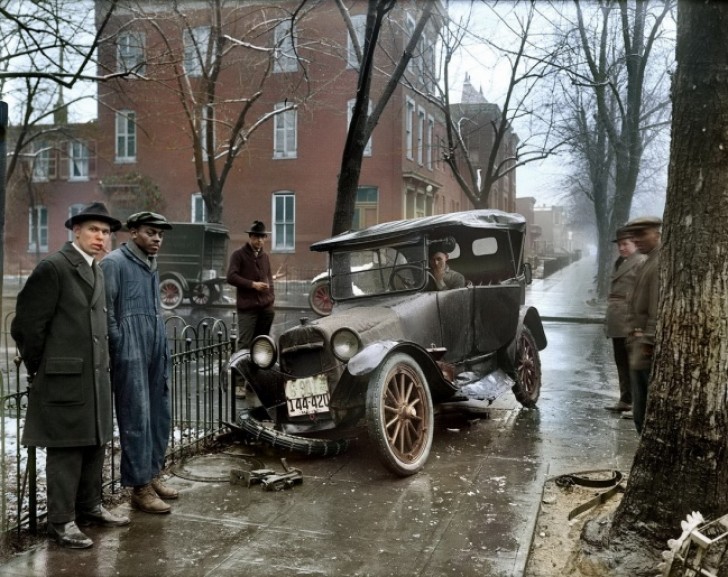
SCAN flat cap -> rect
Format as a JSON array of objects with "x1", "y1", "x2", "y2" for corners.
[
  {"x1": 623, "y1": 216, "x2": 662, "y2": 231},
  {"x1": 126, "y1": 211, "x2": 173, "y2": 230},
  {"x1": 612, "y1": 226, "x2": 633, "y2": 243}
]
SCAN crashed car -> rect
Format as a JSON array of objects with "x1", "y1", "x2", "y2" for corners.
[{"x1": 227, "y1": 209, "x2": 547, "y2": 476}]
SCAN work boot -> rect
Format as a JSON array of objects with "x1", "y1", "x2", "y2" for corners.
[
  {"x1": 48, "y1": 521, "x2": 93, "y2": 549},
  {"x1": 132, "y1": 484, "x2": 171, "y2": 514},
  {"x1": 151, "y1": 475, "x2": 179, "y2": 500}
]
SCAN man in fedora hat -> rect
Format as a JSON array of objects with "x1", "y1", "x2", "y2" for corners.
[
  {"x1": 11, "y1": 202, "x2": 129, "y2": 549},
  {"x1": 604, "y1": 226, "x2": 645, "y2": 414},
  {"x1": 623, "y1": 215, "x2": 663, "y2": 433},
  {"x1": 227, "y1": 220, "x2": 276, "y2": 350},
  {"x1": 100, "y1": 211, "x2": 178, "y2": 514}
]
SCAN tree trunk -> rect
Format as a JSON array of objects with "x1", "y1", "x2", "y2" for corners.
[{"x1": 583, "y1": 2, "x2": 728, "y2": 572}]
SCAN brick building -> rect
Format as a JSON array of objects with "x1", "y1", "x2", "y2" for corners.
[{"x1": 4, "y1": 1, "x2": 519, "y2": 278}]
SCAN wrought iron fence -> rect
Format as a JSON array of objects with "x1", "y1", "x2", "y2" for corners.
[{"x1": 0, "y1": 311, "x2": 236, "y2": 536}]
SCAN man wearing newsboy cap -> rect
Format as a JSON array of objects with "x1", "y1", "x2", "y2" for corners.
[
  {"x1": 623, "y1": 216, "x2": 662, "y2": 434},
  {"x1": 12, "y1": 202, "x2": 130, "y2": 548},
  {"x1": 100, "y1": 211, "x2": 179, "y2": 514}
]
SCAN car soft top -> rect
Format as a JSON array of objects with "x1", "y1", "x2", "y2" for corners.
[{"x1": 310, "y1": 209, "x2": 526, "y2": 252}]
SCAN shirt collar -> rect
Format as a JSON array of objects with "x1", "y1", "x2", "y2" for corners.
[{"x1": 71, "y1": 242, "x2": 95, "y2": 267}]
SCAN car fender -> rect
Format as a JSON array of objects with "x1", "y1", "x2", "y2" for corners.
[
  {"x1": 520, "y1": 306, "x2": 547, "y2": 350},
  {"x1": 160, "y1": 271, "x2": 189, "y2": 292}
]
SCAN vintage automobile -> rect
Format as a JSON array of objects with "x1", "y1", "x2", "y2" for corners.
[{"x1": 227, "y1": 210, "x2": 547, "y2": 476}]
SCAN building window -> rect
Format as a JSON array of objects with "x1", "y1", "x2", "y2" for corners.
[
  {"x1": 117, "y1": 31, "x2": 145, "y2": 74},
  {"x1": 426, "y1": 115, "x2": 434, "y2": 170},
  {"x1": 347, "y1": 99, "x2": 372, "y2": 156},
  {"x1": 417, "y1": 107, "x2": 425, "y2": 165},
  {"x1": 67, "y1": 203, "x2": 85, "y2": 241},
  {"x1": 347, "y1": 14, "x2": 366, "y2": 69},
  {"x1": 353, "y1": 186, "x2": 378, "y2": 230},
  {"x1": 191, "y1": 193, "x2": 206, "y2": 223},
  {"x1": 272, "y1": 192, "x2": 295, "y2": 252},
  {"x1": 274, "y1": 19, "x2": 297, "y2": 73},
  {"x1": 184, "y1": 26, "x2": 210, "y2": 77},
  {"x1": 116, "y1": 111, "x2": 136, "y2": 163},
  {"x1": 273, "y1": 102, "x2": 297, "y2": 159},
  {"x1": 69, "y1": 141, "x2": 89, "y2": 180},
  {"x1": 28, "y1": 206, "x2": 48, "y2": 253},
  {"x1": 32, "y1": 140, "x2": 55, "y2": 182},
  {"x1": 405, "y1": 98, "x2": 415, "y2": 160}
]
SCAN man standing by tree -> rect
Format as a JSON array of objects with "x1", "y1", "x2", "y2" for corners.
[
  {"x1": 12, "y1": 202, "x2": 129, "y2": 548},
  {"x1": 623, "y1": 216, "x2": 662, "y2": 434},
  {"x1": 101, "y1": 212, "x2": 178, "y2": 514},
  {"x1": 227, "y1": 220, "x2": 276, "y2": 350}
]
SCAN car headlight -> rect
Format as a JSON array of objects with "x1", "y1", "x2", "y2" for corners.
[
  {"x1": 251, "y1": 336, "x2": 277, "y2": 369},
  {"x1": 331, "y1": 328, "x2": 361, "y2": 362}
]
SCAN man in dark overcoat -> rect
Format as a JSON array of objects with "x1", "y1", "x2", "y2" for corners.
[{"x1": 11, "y1": 202, "x2": 129, "y2": 549}]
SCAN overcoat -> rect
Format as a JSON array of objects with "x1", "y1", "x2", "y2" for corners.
[
  {"x1": 605, "y1": 251, "x2": 646, "y2": 338},
  {"x1": 626, "y1": 246, "x2": 660, "y2": 371},
  {"x1": 11, "y1": 242, "x2": 113, "y2": 447}
]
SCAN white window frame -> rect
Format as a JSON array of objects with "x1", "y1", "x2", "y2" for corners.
[
  {"x1": 184, "y1": 26, "x2": 210, "y2": 77},
  {"x1": 32, "y1": 140, "x2": 51, "y2": 182},
  {"x1": 416, "y1": 107, "x2": 425, "y2": 165},
  {"x1": 274, "y1": 19, "x2": 297, "y2": 73},
  {"x1": 273, "y1": 103, "x2": 297, "y2": 159},
  {"x1": 347, "y1": 99, "x2": 372, "y2": 156},
  {"x1": 426, "y1": 115, "x2": 434, "y2": 170},
  {"x1": 117, "y1": 31, "x2": 145, "y2": 74},
  {"x1": 67, "y1": 203, "x2": 85, "y2": 241},
  {"x1": 272, "y1": 192, "x2": 295, "y2": 252},
  {"x1": 405, "y1": 98, "x2": 415, "y2": 160},
  {"x1": 28, "y1": 206, "x2": 48, "y2": 253},
  {"x1": 191, "y1": 193, "x2": 207, "y2": 223},
  {"x1": 69, "y1": 140, "x2": 89, "y2": 181},
  {"x1": 115, "y1": 110, "x2": 136, "y2": 163},
  {"x1": 347, "y1": 14, "x2": 366, "y2": 69}
]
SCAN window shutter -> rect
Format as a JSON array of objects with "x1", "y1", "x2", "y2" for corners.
[
  {"x1": 88, "y1": 140, "x2": 97, "y2": 178},
  {"x1": 58, "y1": 141, "x2": 69, "y2": 180}
]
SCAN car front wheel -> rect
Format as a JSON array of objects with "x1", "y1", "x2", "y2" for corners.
[
  {"x1": 365, "y1": 353, "x2": 434, "y2": 476},
  {"x1": 512, "y1": 327, "x2": 541, "y2": 407},
  {"x1": 159, "y1": 278, "x2": 184, "y2": 310}
]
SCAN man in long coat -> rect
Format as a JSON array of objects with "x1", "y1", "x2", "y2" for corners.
[
  {"x1": 101, "y1": 211, "x2": 177, "y2": 514},
  {"x1": 11, "y1": 202, "x2": 129, "y2": 549}
]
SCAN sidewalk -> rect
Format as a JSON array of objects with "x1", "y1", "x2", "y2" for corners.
[{"x1": 1, "y1": 255, "x2": 635, "y2": 577}]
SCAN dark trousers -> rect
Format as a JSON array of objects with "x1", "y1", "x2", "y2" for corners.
[
  {"x1": 46, "y1": 445, "x2": 105, "y2": 524},
  {"x1": 237, "y1": 308, "x2": 275, "y2": 350},
  {"x1": 611, "y1": 337, "x2": 632, "y2": 405},
  {"x1": 630, "y1": 368, "x2": 650, "y2": 434}
]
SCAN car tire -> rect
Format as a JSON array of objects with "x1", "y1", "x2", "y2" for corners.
[
  {"x1": 365, "y1": 352, "x2": 434, "y2": 476},
  {"x1": 232, "y1": 413, "x2": 350, "y2": 457},
  {"x1": 511, "y1": 327, "x2": 541, "y2": 407},
  {"x1": 308, "y1": 279, "x2": 333, "y2": 316},
  {"x1": 159, "y1": 277, "x2": 184, "y2": 310},
  {"x1": 190, "y1": 282, "x2": 219, "y2": 306}
]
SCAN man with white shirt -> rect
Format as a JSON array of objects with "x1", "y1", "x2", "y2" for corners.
[{"x1": 12, "y1": 202, "x2": 129, "y2": 549}]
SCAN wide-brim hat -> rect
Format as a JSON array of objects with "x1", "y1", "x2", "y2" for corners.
[
  {"x1": 246, "y1": 220, "x2": 269, "y2": 236},
  {"x1": 622, "y1": 216, "x2": 663, "y2": 233},
  {"x1": 126, "y1": 211, "x2": 173, "y2": 230},
  {"x1": 65, "y1": 202, "x2": 122, "y2": 232}
]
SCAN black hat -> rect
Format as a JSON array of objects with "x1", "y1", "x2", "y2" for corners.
[
  {"x1": 611, "y1": 226, "x2": 633, "y2": 243},
  {"x1": 126, "y1": 211, "x2": 173, "y2": 230},
  {"x1": 247, "y1": 220, "x2": 269, "y2": 236},
  {"x1": 623, "y1": 216, "x2": 662, "y2": 233},
  {"x1": 65, "y1": 202, "x2": 122, "y2": 232}
]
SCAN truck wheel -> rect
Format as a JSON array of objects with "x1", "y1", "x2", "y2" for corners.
[
  {"x1": 365, "y1": 353, "x2": 433, "y2": 476},
  {"x1": 190, "y1": 283, "x2": 219, "y2": 306},
  {"x1": 159, "y1": 278, "x2": 184, "y2": 310},
  {"x1": 511, "y1": 327, "x2": 541, "y2": 407},
  {"x1": 308, "y1": 279, "x2": 333, "y2": 316}
]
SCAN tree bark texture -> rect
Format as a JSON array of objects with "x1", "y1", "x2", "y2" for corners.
[{"x1": 611, "y1": 0, "x2": 728, "y2": 548}]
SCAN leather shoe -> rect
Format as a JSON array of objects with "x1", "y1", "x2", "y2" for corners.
[
  {"x1": 621, "y1": 410, "x2": 634, "y2": 420},
  {"x1": 48, "y1": 521, "x2": 93, "y2": 549},
  {"x1": 76, "y1": 505, "x2": 130, "y2": 527},
  {"x1": 151, "y1": 476, "x2": 179, "y2": 500},
  {"x1": 132, "y1": 484, "x2": 171, "y2": 514},
  {"x1": 605, "y1": 401, "x2": 632, "y2": 412}
]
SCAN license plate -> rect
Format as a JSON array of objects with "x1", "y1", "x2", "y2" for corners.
[{"x1": 285, "y1": 375, "x2": 330, "y2": 417}]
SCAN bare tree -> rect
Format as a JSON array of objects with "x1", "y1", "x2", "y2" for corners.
[
  {"x1": 573, "y1": 2, "x2": 728, "y2": 574},
  {"x1": 331, "y1": 0, "x2": 434, "y2": 235}
]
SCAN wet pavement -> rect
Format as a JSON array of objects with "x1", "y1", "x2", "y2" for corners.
[{"x1": 0, "y1": 256, "x2": 639, "y2": 577}]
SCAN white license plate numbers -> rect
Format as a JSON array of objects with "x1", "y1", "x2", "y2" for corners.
[{"x1": 285, "y1": 375, "x2": 330, "y2": 417}]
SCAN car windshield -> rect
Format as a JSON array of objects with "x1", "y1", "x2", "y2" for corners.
[{"x1": 330, "y1": 241, "x2": 426, "y2": 299}]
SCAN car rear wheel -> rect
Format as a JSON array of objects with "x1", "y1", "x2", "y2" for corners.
[
  {"x1": 512, "y1": 327, "x2": 541, "y2": 407},
  {"x1": 190, "y1": 282, "x2": 219, "y2": 306},
  {"x1": 308, "y1": 279, "x2": 333, "y2": 316},
  {"x1": 159, "y1": 278, "x2": 184, "y2": 310},
  {"x1": 365, "y1": 353, "x2": 433, "y2": 476}
]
